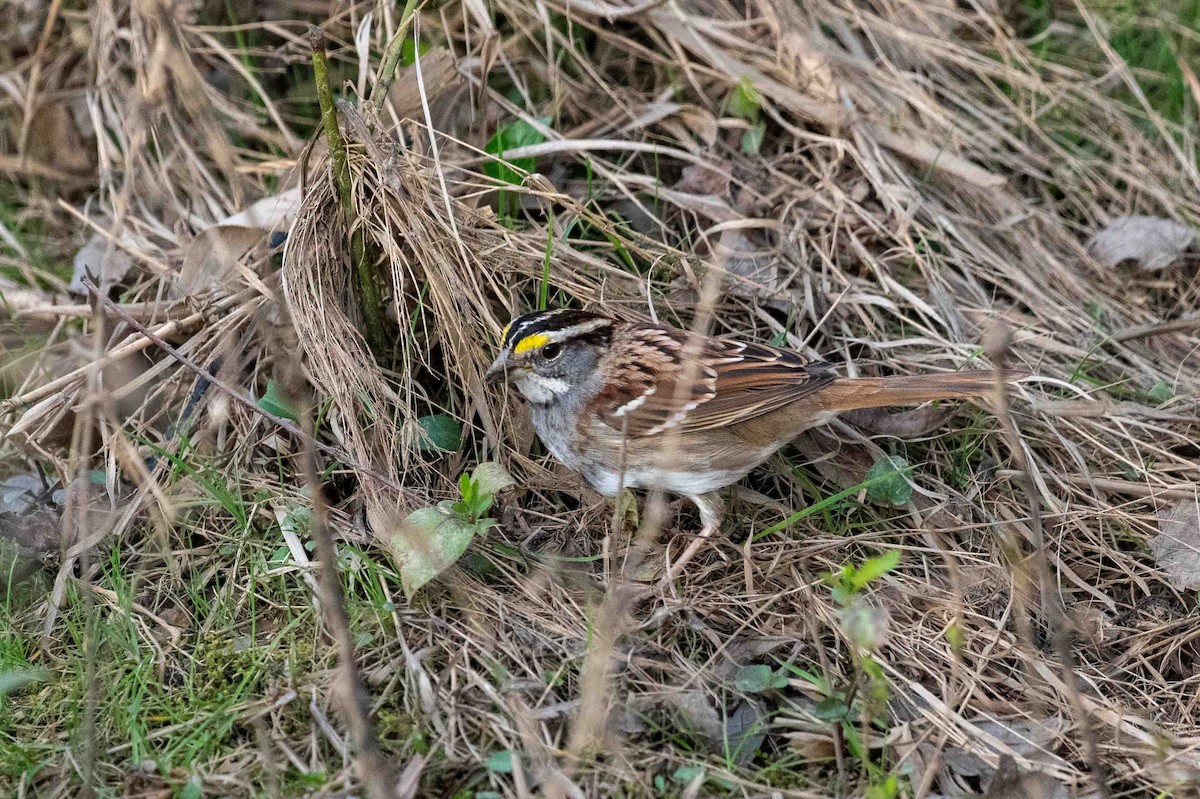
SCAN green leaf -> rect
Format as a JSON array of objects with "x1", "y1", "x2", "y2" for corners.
[
  {"x1": 390, "y1": 505, "x2": 489, "y2": 598},
  {"x1": 278, "y1": 505, "x2": 312, "y2": 537},
  {"x1": 257, "y1": 379, "x2": 299, "y2": 422},
  {"x1": 485, "y1": 117, "x2": 550, "y2": 221},
  {"x1": 946, "y1": 621, "x2": 965, "y2": 655},
  {"x1": 781, "y1": 664, "x2": 828, "y2": 693},
  {"x1": 741, "y1": 121, "x2": 765, "y2": 155},
  {"x1": 865, "y1": 454, "x2": 914, "y2": 506},
  {"x1": 671, "y1": 765, "x2": 704, "y2": 784},
  {"x1": 484, "y1": 118, "x2": 548, "y2": 186},
  {"x1": 417, "y1": 414, "x2": 462, "y2": 452},
  {"x1": 399, "y1": 37, "x2": 430, "y2": 67},
  {"x1": 177, "y1": 780, "x2": 203, "y2": 799},
  {"x1": 471, "y1": 462, "x2": 516, "y2": 496},
  {"x1": 813, "y1": 695, "x2": 851, "y2": 722},
  {"x1": 734, "y1": 664, "x2": 774, "y2": 694},
  {"x1": 453, "y1": 472, "x2": 494, "y2": 521},
  {"x1": 1148, "y1": 380, "x2": 1175, "y2": 405},
  {"x1": 866, "y1": 775, "x2": 900, "y2": 799},
  {"x1": 850, "y1": 550, "x2": 901, "y2": 591},
  {"x1": 728, "y1": 77, "x2": 762, "y2": 121},
  {"x1": 485, "y1": 750, "x2": 514, "y2": 773},
  {"x1": 0, "y1": 668, "x2": 48, "y2": 697}
]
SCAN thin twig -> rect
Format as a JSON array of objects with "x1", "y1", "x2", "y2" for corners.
[
  {"x1": 298, "y1": 385, "x2": 394, "y2": 798},
  {"x1": 16, "y1": 300, "x2": 190, "y2": 320},
  {"x1": 985, "y1": 320, "x2": 1112, "y2": 799},
  {"x1": 1109, "y1": 315, "x2": 1200, "y2": 343},
  {"x1": 79, "y1": 278, "x2": 411, "y2": 498},
  {"x1": 2, "y1": 289, "x2": 256, "y2": 412}
]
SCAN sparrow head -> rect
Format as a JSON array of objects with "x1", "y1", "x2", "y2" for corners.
[{"x1": 486, "y1": 309, "x2": 615, "y2": 405}]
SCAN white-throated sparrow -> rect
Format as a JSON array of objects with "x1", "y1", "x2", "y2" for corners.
[{"x1": 487, "y1": 308, "x2": 1013, "y2": 579}]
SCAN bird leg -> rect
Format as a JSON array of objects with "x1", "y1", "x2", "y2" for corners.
[{"x1": 659, "y1": 492, "x2": 725, "y2": 586}]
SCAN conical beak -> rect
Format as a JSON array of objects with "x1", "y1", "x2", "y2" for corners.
[{"x1": 485, "y1": 352, "x2": 510, "y2": 383}]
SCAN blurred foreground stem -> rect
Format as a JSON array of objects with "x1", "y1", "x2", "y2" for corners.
[{"x1": 309, "y1": 27, "x2": 389, "y2": 360}]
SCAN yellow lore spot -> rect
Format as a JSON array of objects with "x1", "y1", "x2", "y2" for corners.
[
  {"x1": 500, "y1": 321, "x2": 512, "y2": 343},
  {"x1": 514, "y1": 332, "x2": 551, "y2": 355}
]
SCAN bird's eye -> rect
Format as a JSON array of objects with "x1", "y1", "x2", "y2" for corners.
[{"x1": 541, "y1": 342, "x2": 563, "y2": 361}]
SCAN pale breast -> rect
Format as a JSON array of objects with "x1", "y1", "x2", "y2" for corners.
[
  {"x1": 526, "y1": 387, "x2": 785, "y2": 499},
  {"x1": 568, "y1": 418, "x2": 777, "y2": 498}
]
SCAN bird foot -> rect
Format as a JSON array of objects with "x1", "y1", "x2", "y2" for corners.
[{"x1": 657, "y1": 493, "x2": 725, "y2": 588}]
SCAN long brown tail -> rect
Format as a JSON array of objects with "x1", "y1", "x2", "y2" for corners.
[{"x1": 811, "y1": 370, "x2": 1006, "y2": 414}]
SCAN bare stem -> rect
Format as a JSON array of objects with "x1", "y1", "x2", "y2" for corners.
[
  {"x1": 369, "y1": 0, "x2": 422, "y2": 108},
  {"x1": 309, "y1": 26, "x2": 389, "y2": 360}
]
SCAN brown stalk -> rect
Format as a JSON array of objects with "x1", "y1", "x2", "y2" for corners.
[
  {"x1": 297, "y1": 389, "x2": 395, "y2": 798},
  {"x1": 986, "y1": 320, "x2": 1112, "y2": 799},
  {"x1": 309, "y1": 27, "x2": 389, "y2": 360}
]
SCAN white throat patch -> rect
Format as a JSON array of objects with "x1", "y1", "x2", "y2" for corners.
[{"x1": 515, "y1": 374, "x2": 572, "y2": 404}]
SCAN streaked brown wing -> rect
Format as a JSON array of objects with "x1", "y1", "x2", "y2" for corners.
[{"x1": 591, "y1": 324, "x2": 834, "y2": 436}]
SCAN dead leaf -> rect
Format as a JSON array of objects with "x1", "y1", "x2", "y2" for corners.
[
  {"x1": 842, "y1": 405, "x2": 953, "y2": 438},
  {"x1": 394, "y1": 755, "x2": 427, "y2": 799},
  {"x1": 793, "y1": 432, "x2": 873, "y2": 490},
  {"x1": 656, "y1": 188, "x2": 740, "y2": 223},
  {"x1": 25, "y1": 102, "x2": 95, "y2": 176},
  {"x1": 172, "y1": 188, "x2": 302, "y2": 296},
  {"x1": 0, "y1": 471, "x2": 62, "y2": 585},
  {"x1": 609, "y1": 197, "x2": 664, "y2": 237},
  {"x1": 70, "y1": 234, "x2": 137, "y2": 295},
  {"x1": 893, "y1": 723, "x2": 933, "y2": 795},
  {"x1": 1071, "y1": 603, "x2": 1112, "y2": 648},
  {"x1": 388, "y1": 48, "x2": 460, "y2": 120},
  {"x1": 6, "y1": 392, "x2": 77, "y2": 454},
  {"x1": 215, "y1": 187, "x2": 301, "y2": 230},
  {"x1": 7, "y1": 349, "x2": 160, "y2": 455},
  {"x1": 176, "y1": 225, "x2": 265, "y2": 295},
  {"x1": 715, "y1": 228, "x2": 785, "y2": 302},
  {"x1": 622, "y1": 103, "x2": 718, "y2": 146},
  {"x1": 674, "y1": 163, "x2": 731, "y2": 196},
  {"x1": 780, "y1": 33, "x2": 838, "y2": 104},
  {"x1": 776, "y1": 696, "x2": 837, "y2": 760},
  {"x1": 939, "y1": 715, "x2": 1067, "y2": 784},
  {"x1": 0, "y1": 273, "x2": 49, "y2": 316},
  {"x1": 1087, "y1": 215, "x2": 1195, "y2": 271},
  {"x1": 722, "y1": 699, "x2": 767, "y2": 764},
  {"x1": 983, "y1": 756, "x2": 1072, "y2": 799},
  {"x1": 676, "y1": 106, "x2": 719, "y2": 146},
  {"x1": 648, "y1": 691, "x2": 767, "y2": 763},
  {"x1": 666, "y1": 690, "x2": 724, "y2": 743},
  {"x1": 1151, "y1": 498, "x2": 1200, "y2": 590}
]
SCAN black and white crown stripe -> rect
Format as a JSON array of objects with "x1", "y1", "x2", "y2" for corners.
[{"x1": 502, "y1": 310, "x2": 615, "y2": 351}]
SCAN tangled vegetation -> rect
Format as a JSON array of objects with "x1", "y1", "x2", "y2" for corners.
[{"x1": 0, "y1": 0, "x2": 1198, "y2": 797}]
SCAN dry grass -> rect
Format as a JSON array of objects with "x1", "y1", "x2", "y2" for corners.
[{"x1": 1, "y1": 0, "x2": 1199, "y2": 797}]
